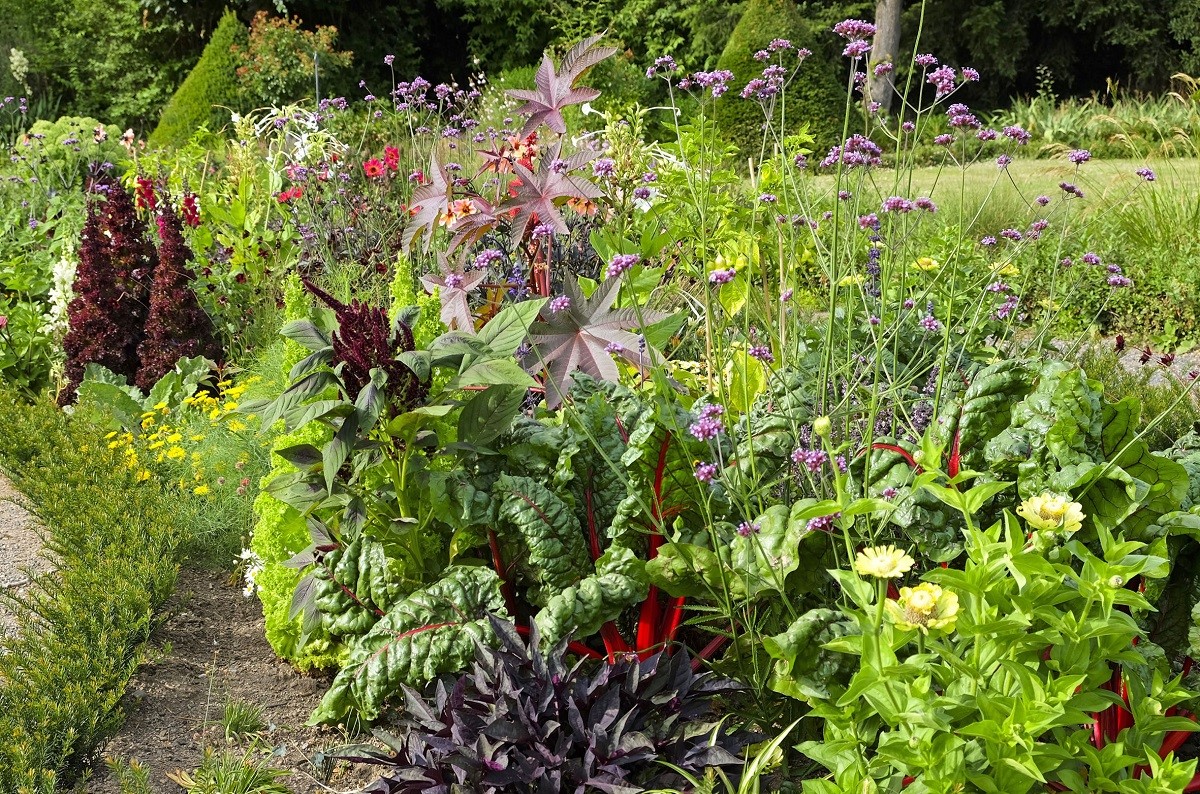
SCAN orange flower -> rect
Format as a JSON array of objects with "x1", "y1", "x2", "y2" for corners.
[
  {"x1": 439, "y1": 198, "x2": 479, "y2": 227},
  {"x1": 566, "y1": 197, "x2": 598, "y2": 216}
]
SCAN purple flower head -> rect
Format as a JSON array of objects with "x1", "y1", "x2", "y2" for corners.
[
  {"x1": 1060, "y1": 182, "x2": 1085, "y2": 198},
  {"x1": 914, "y1": 53, "x2": 938, "y2": 68},
  {"x1": 791, "y1": 447, "x2": 828, "y2": 473},
  {"x1": 749, "y1": 344, "x2": 774, "y2": 363},
  {"x1": 633, "y1": 186, "x2": 651, "y2": 200},
  {"x1": 769, "y1": 38, "x2": 793, "y2": 51},
  {"x1": 444, "y1": 273, "x2": 465, "y2": 289},
  {"x1": 920, "y1": 314, "x2": 942, "y2": 332},
  {"x1": 934, "y1": 133, "x2": 955, "y2": 146},
  {"x1": 915, "y1": 197, "x2": 937, "y2": 212},
  {"x1": 882, "y1": 196, "x2": 914, "y2": 213},
  {"x1": 927, "y1": 65, "x2": 957, "y2": 97},
  {"x1": 797, "y1": 47, "x2": 812, "y2": 59},
  {"x1": 592, "y1": 158, "x2": 616, "y2": 178},
  {"x1": 1107, "y1": 263, "x2": 1123, "y2": 274},
  {"x1": 531, "y1": 222, "x2": 556, "y2": 239},
  {"x1": 1136, "y1": 167, "x2": 1156, "y2": 181},
  {"x1": 607, "y1": 253, "x2": 641, "y2": 278},
  {"x1": 995, "y1": 294, "x2": 1020, "y2": 319},
  {"x1": 833, "y1": 19, "x2": 877, "y2": 40},
  {"x1": 980, "y1": 235, "x2": 997, "y2": 246},
  {"x1": 384, "y1": 54, "x2": 395, "y2": 66},
  {"x1": 549, "y1": 295, "x2": 571, "y2": 314},
  {"x1": 1060, "y1": 257, "x2": 1073, "y2": 268},
  {"x1": 868, "y1": 101, "x2": 881, "y2": 113},
  {"x1": 1036, "y1": 195, "x2": 1051, "y2": 206},
  {"x1": 1002, "y1": 124, "x2": 1031, "y2": 144},
  {"x1": 858, "y1": 213, "x2": 880, "y2": 230},
  {"x1": 1067, "y1": 149, "x2": 1091, "y2": 164},
  {"x1": 843, "y1": 40, "x2": 871, "y2": 58},
  {"x1": 821, "y1": 134, "x2": 883, "y2": 169},
  {"x1": 962, "y1": 67, "x2": 980, "y2": 81},
  {"x1": 781, "y1": 288, "x2": 794, "y2": 302},
  {"x1": 605, "y1": 341, "x2": 625, "y2": 354},
  {"x1": 694, "y1": 461, "x2": 719, "y2": 483},
  {"x1": 999, "y1": 228, "x2": 1022, "y2": 242},
  {"x1": 647, "y1": 55, "x2": 678, "y2": 79},
  {"x1": 807, "y1": 512, "x2": 841, "y2": 532},
  {"x1": 1108, "y1": 275, "x2": 1133, "y2": 288},
  {"x1": 882, "y1": 487, "x2": 898, "y2": 499},
  {"x1": 874, "y1": 62, "x2": 894, "y2": 77},
  {"x1": 1030, "y1": 219, "x2": 1049, "y2": 232},
  {"x1": 793, "y1": 153, "x2": 808, "y2": 168},
  {"x1": 996, "y1": 154, "x2": 1013, "y2": 168},
  {"x1": 758, "y1": 193, "x2": 778, "y2": 204},
  {"x1": 902, "y1": 120, "x2": 915, "y2": 133},
  {"x1": 550, "y1": 158, "x2": 569, "y2": 174},
  {"x1": 838, "y1": 190, "x2": 852, "y2": 201},
  {"x1": 903, "y1": 298, "x2": 915, "y2": 309},
  {"x1": 689, "y1": 69, "x2": 735, "y2": 97},
  {"x1": 1082, "y1": 252, "x2": 1101, "y2": 265},
  {"x1": 709, "y1": 268, "x2": 737, "y2": 285},
  {"x1": 977, "y1": 128, "x2": 998, "y2": 141},
  {"x1": 736, "y1": 521, "x2": 761, "y2": 537},
  {"x1": 986, "y1": 281, "x2": 1010, "y2": 293},
  {"x1": 474, "y1": 249, "x2": 504, "y2": 269}
]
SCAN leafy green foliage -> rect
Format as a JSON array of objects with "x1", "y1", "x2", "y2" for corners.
[
  {"x1": 0, "y1": 392, "x2": 192, "y2": 791},
  {"x1": 338, "y1": 618, "x2": 752, "y2": 793},
  {"x1": 149, "y1": 11, "x2": 248, "y2": 148},
  {"x1": 231, "y1": 11, "x2": 353, "y2": 107},
  {"x1": 310, "y1": 565, "x2": 508, "y2": 724}
]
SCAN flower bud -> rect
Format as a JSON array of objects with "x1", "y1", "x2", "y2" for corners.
[
  {"x1": 1108, "y1": 575, "x2": 1124, "y2": 588},
  {"x1": 813, "y1": 416, "x2": 832, "y2": 438}
]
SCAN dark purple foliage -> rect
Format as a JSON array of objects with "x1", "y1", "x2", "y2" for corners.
[
  {"x1": 60, "y1": 178, "x2": 157, "y2": 404},
  {"x1": 340, "y1": 618, "x2": 751, "y2": 794},
  {"x1": 301, "y1": 279, "x2": 426, "y2": 409},
  {"x1": 135, "y1": 206, "x2": 221, "y2": 391},
  {"x1": 506, "y1": 35, "x2": 618, "y2": 136}
]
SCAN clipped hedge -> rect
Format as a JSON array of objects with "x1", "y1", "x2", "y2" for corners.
[
  {"x1": 149, "y1": 11, "x2": 248, "y2": 148},
  {"x1": 0, "y1": 394, "x2": 193, "y2": 791},
  {"x1": 715, "y1": 0, "x2": 845, "y2": 158}
]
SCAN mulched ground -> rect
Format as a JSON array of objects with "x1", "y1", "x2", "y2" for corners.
[{"x1": 85, "y1": 567, "x2": 378, "y2": 793}]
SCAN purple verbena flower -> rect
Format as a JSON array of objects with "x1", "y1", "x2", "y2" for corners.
[
  {"x1": 833, "y1": 19, "x2": 877, "y2": 40},
  {"x1": 807, "y1": 512, "x2": 841, "y2": 532},
  {"x1": 914, "y1": 53, "x2": 938, "y2": 67},
  {"x1": 736, "y1": 521, "x2": 761, "y2": 537},
  {"x1": 607, "y1": 253, "x2": 641, "y2": 278},
  {"x1": 1068, "y1": 149, "x2": 1091, "y2": 164},
  {"x1": 695, "y1": 461, "x2": 719, "y2": 483},
  {"x1": 549, "y1": 295, "x2": 571, "y2": 313},
  {"x1": 1136, "y1": 167, "x2": 1156, "y2": 181},
  {"x1": 709, "y1": 268, "x2": 737, "y2": 285}
]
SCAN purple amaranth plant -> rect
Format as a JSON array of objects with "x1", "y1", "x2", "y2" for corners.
[
  {"x1": 59, "y1": 177, "x2": 157, "y2": 404},
  {"x1": 135, "y1": 205, "x2": 221, "y2": 390}
]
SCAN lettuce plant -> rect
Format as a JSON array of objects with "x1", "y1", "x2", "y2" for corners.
[{"x1": 340, "y1": 618, "x2": 751, "y2": 793}]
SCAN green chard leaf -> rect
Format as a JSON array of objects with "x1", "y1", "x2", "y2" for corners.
[{"x1": 309, "y1": 565, "x2": 507, "y2": 725}]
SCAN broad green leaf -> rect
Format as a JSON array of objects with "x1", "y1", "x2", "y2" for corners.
[
  {"x1": 475, "y1": 298, "x2": 547, "y2": 357},
  {"x1": 534, "y1": 545, "x2": 648, "y2": 645},
  {"x1": 309, "y1": 566, "x2": 506, "y2": 724},
  {"x1": 280, "y1": 318, "x2": 332, "y2": 352},
  {"x1": 458, "y1": 385, "x2": 525, "y2": 445},
  {"x1": 494, "y1": 474, "x2": 591, "y2": 605},
  {"x1": 449, "y1": 358, "x2": 537, "y2": 389},
  {"x1": 764, "y1": 608, "x2": 860, "y2": 703}
]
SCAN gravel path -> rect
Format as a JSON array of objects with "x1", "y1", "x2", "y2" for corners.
[{"x1": 0, "y1": 472, "x2": 48, "y2": 637}]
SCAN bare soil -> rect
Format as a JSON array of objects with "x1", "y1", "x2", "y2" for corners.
[
  {"x1": 0, "y1": 473, "x2": 50, "y2": 637},
  {"x1": 85, "y1": 567, "x2": 378, "y2": 793}
]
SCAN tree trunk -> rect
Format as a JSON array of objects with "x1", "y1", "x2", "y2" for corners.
[{"x1": 868, "y1": 0, "x2": 903, "y2": 112}]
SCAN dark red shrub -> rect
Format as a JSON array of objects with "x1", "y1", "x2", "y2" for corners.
[
  {"x1": 59, "y1": 179, "x2": 157, "y2": 404},
  {"x1": 135, "y1": 206, "x2": 222, "y2": 391}
]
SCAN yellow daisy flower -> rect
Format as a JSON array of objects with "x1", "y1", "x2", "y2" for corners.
[
  {"x1": 997, "y1": 262, "x2": 1020, "y2": 277},
  {"x1": 136, "y1": 470, "x2": 151, "y2": 482},
  {"x1": 912, "y1": 256, "x2": 939, "y2": 271},
  {"x1": 166, "y1": 446, "x2": 186, "y2": 461},
  {"x1": 854, "y1": 545, "x2": 915, "y2": 579}
]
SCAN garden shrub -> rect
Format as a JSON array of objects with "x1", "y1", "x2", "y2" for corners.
[
  {"x1": 149, "y1": 11, "x2": 248, "y2": 149},
  {"x1": 714, "y1": 0, "x2": 845, "y2": 157},
  {"x1": 230, "y1": 11, "x2": 353, "y2": 108},
  {"x1": 135, "y1": 206, "x2": 221, "y2": 391},
  {"x1": 0, "y1": 393, "x2": 191, "y2": 791},
  {"x1": 59, "y1": 179, "x2": 157, "y2": 404}
]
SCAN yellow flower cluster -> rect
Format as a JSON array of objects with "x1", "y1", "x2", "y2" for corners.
[
  {"x1": 854, "y1": 545, "x2": 915, "y2": 579},
  {"x1": 101, "y1": 377, "x2": 259, "y2": 497}
]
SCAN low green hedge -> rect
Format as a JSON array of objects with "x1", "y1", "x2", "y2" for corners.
[{"x1": 0, "y1": 393, "x2": 193, "y2": 791}]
